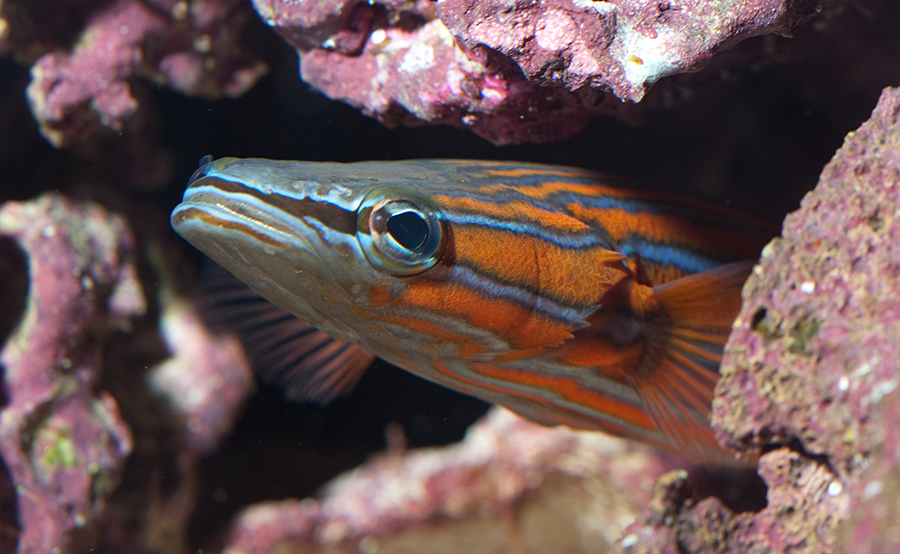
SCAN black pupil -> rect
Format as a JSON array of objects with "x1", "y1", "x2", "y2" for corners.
[{"x1": 387, "y1": 210, "x2": 429, "y2": 251}]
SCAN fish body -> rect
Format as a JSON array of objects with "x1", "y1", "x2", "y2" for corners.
[{"x1": 171, "y1": 157, "x2": 772, "y2": 464}]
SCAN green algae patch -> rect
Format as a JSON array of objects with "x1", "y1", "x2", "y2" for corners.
[{"x1": 34, "y1": 422, "x2": 78, "y2": 477}]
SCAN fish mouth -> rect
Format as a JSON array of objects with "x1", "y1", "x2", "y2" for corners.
[
  {"x1": 175, "y1": 157, "x2": 360, "y2": 246},
  {"x1": 172, "y1": 159, "x2": 313, "y2": 253},
  {"x1": 172, "y1": 184, "x2": 295, "y2": 251},
  {"x1": 171, "y1": 157, "x2": 370, "y2": 298},
  {"x1": 171, "y1": 159, "x2": 370, "y2": 340}
]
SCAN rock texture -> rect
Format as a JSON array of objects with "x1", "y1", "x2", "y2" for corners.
[
  {"x1": 148, "y1": 280, "x2": 255, "y2": 458},
  {"x1": 611, "y1": 86, "x2": 900, "y2": 553},
  {"x1": 437, "y1": 0, "x2": 820, "y2": 100},
  {"x1": 223, "y1": 407, "x2": 677, "y2": 554},
  {"x1": 0, "y1": 194, "x2": 142, "y2": 554},
  {"x1": 3, "y1": 0, "x2": 267, "y2": 147},
  {"x1": 254, "y1": 0, "x2": 823, "y2": 143}
]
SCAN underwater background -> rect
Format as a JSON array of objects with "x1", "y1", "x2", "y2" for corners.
[{"x1": 1, "y1": 0, "x2": 900, "y2": 552}]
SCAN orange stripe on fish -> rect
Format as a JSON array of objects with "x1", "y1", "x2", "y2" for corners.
[
  {"x1": 399, "y1": 279, "x2": 575, "y2": 355},
  {"x1": 432, "y1": 194, "x2": 592, "y2": 232},
  {"x1": 428, "y1": 358, "x2": 663, "y2": 447},
  {"x1": 481, "y1": 167, "x2": 599, "y2": 179},
  {"x1": 477, "y1": 180, "x2": 624, "y2": 200},
  {"x1": 448, "y1": 225, "x2": 625, "y2": 308},
  {"x1": 171, "y1": 157, "x2": 776, "y2": 465},
  {"x1": 469, "y1": 365, "x2": 654, "y2": 430},
  {"x1": 567, "y1": 203, "x2": 767, "y2": 264},
  {"x1": 371, "y1": 314, "x2": 495, "y2": 359}
]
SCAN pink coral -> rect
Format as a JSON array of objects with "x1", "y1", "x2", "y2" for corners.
[
  {"x1": 251, "y1": 0, "x2": 822, "y2": 143},
  {"x1": 717, "y1": 84, "x2": 900, "y2": 553},
  {"x1": 21, "y1": 0, "x2": 266, "y2": 148},
  {"x1": 439, "y1": 0, "x2": 821, "y2": 101},
  {"x1": 0, "y1": 194, "x2": 142, "y2": 554},
  {"x1": 224, "y1": 407, "x2": 677, "y2": 553},
  {"x1": 615, "y1": 450, "x2": 850, "y2": 554},
  {"x1": 148, "y1": 293, "x2": 255, "y2": 458},
  {"x1": 298, "y1": 19, "x2": 621, "y2": 144}
]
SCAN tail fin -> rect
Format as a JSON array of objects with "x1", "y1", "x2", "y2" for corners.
[{"x1": 628, "y1": 261, "x2": 754, "y2": 466}]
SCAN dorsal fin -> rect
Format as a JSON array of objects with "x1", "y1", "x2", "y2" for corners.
[{"x1": 196, "y1": 260, "x2": 375, "y2": 404}]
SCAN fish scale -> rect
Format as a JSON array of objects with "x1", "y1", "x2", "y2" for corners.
[{"x1": 171, "y1": 157, "x2": 774, "y2": 465}]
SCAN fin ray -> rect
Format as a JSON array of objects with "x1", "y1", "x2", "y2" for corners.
[
  {"x1": 668, "y1": 336, "x2": 722, "y2": 364},
  {"x1": 197, "y1": 260, "x2": 375, "y2": 404},
  {"x1": 629, "y1": 261, "x2": 754, "y2": 465}
]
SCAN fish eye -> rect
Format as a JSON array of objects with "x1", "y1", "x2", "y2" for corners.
[
  {"x1": 357, "y1": 190, "x2": 445, "y2": 276},
  {"x1": 386, "y1": 209, "x2": 429, "y2": 251}
]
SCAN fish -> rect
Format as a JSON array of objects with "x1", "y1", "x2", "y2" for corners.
[{"x1": 171, "y1": 156, "x2": 774, "y2": 464}]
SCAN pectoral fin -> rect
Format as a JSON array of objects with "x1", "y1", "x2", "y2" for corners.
[{"x1": 198, "y1": 261, "x2": 375, "y2": 403}]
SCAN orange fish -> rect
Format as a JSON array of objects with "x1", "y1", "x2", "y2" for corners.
[{"x1": 171, "y1": 157, "x2": 773, "y2": 464}]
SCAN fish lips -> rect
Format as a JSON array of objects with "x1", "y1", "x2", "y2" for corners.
[
  {"x1": 172, "y1": 175, "x2": 305, "y2": 255},
  {"x1": 171, "y1": 171, "x2": 379, "y2": 309}
]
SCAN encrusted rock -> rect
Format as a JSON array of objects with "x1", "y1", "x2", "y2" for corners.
[
  {"x1": 0, "y1": 194, "x2": 143, "y2": 553},
  {"x1": 224, "y1": 407, "x2": 677, "y2": 553},
  {"x1": 252, "y1": 0, "x2": 823, "y2": 143},
  {"x1": 612, "y1": 85, "x2": 900, "y2": 553},
  {"x1": 18, "y1": 0, "x2": 266, "y2": 147}
]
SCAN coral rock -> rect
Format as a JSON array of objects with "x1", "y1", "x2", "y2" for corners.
[
  {"x1": 612, "y1": 85, "x2": 900, "y2": 553},
  {"x1": 148, "y1": 293, "x2": 255, "y2": 457},
  {"x1": 254, "y1": 0, "x2": 822, "y2": 143},
  {"x1": 616, "y1": 449, "x2": 848, "y2": 553},
  {"x1": 20, "y1": 0, "x2": 266, "y2": 148},
  {"x1": 298, "y1": 16, "x2": 620, "y2": 144},
  {"x1": 716, "y1": 84, "x2": 900, "y2": 553},
  {"x1": 224, "y1": 407, "x2": 677, "y2": 554},
  {"x1": 438, "y1": 0, "x2": 822, "y2": 101},
  {"x1": 253, "y1": 0, "x2": 625, "y2": 144},
  {"x1": 0, "y1": 194, "x2": 144, "y2": 553}
]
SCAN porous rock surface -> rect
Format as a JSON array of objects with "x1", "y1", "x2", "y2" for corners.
[{"x1": 613, "y1": 86, "x2": 900, "y2": 553}]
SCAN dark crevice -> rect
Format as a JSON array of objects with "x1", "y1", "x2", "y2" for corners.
[
  {"x1": 0, "y1": 237, "x2": 29, "y2": 361},
  {"x1": 783, "y1": 437, "x2": 839, "y2": 476},
  {"x1": 750, "y1": 306, "x2": 768, "y2": 332},
  {"x1": 0, "y1": 453, "x2": 18, "y2": 553},
  {"x1": 687, "y1": 464, "x2": 768, "y2": 514}
]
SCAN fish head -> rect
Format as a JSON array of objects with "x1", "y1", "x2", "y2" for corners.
[
  {"x1": 171, "y1": 157, "x2": 444, "y2": 348},
  {"x1": 171, "y1": 157, "x2": 625, "y2": 364}
]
